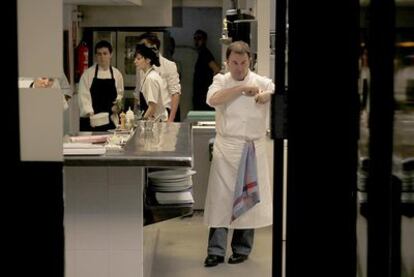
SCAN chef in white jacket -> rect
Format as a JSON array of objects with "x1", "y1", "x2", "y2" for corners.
[
  {"x1": 78, "y1": 40, "x2": 124, "y2": 131},
  {"x1": 203, "y1": 41, "x2": 274, "y2": 267},
  {"x1": 134, "y1": 32, "x2": 181, "y2": 122}
]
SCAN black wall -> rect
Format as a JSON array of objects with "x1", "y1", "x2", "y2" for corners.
[
  {"x1": 285, "y1": 1, "x2": 360, "y2": 276},
  {"x1": 7, "y1": 2, "x2": 64, "y2": 276}
]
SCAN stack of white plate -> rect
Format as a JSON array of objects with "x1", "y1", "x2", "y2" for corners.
[{"x1": 148, "y1": 169, "x2": 196, "y2": 204}]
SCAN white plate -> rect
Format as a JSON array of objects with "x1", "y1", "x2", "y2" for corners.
[
  {"x1": 148, "y1": 169, "x2": 196, "y2": 180},
  {"x1": 108, "y1": 129, "x2": 131, "y2": 134},
  {"x1": 151, "y1": 181, "x2": 192, "y2": 187},
  {"x1": 151, "y1": 179, "x2": 192, "y2": 187},
  {"x1": 150, "y1": 176, "x2": 191, "y2": 183},
  {"x1": 150, "y1": 185, "x2": 192, "y2": 192},
  {"x1": 155, "y1": 191, "x2": 194, "y2": 204}
]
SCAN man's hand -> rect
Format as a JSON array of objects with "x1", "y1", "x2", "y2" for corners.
[
  {"x1": 254, "y1": 91, "x2": 271, "y2": 104},
  {"x1": 88, "y1": 113, "x2": 96, "y2": 127},
  {"x1": 241, "y1": 86, "x2": 260, "y2": 97}
]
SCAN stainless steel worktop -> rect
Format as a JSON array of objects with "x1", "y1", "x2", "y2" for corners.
[{"x1": 64, "y1": 122, "x2": 193, "y2": 167}]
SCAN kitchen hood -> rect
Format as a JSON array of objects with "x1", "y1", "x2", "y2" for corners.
[{"x1": 63, "y1": 0, "x2": 142, "y2": 5}]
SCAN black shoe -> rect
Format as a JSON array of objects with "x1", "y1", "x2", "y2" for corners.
[
  {"x1": 228, "y1": 253, "x2": 248, "y2": 264},
  {"x1": 204, "y1": 255, "x2": 224, "y2": 267}
]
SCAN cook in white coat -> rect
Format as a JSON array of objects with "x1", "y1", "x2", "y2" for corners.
[
  {"x1": 203, "y1": 41, "x2": 274, "y2": 267},
  {"x1": 78, "y1": 40, "x2": 124, "y2": 131},
  {"x1": 134, "y1": 32, "x2": 181, "y2": 122},
  {"x1": 134, "y1": 42, "x2": 168, "y2": 122}
]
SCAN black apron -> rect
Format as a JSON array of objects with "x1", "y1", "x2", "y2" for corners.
[
  {"x1": 138, "y1": 68, "x2": 154, "y2": 117},
  {"x1": 80, "y1": 65, "x2": 118, "y2": 131}
]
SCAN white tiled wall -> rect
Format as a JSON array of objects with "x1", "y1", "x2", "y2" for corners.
[{"x1": 64, "y1": 166, "x2": 144, "y2": 277}]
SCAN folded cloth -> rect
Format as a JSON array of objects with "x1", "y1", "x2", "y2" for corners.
[{"x1": 231, "y1": 141, "x2": 260, "y2": 222}]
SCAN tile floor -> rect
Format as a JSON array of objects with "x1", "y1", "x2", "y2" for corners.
[{"x1": 145, "y1": 211, "x2": 273, "y2": 277}]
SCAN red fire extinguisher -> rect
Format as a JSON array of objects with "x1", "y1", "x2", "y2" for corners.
[{"x1": 75, "y1": 41, "x2": 89, "y2": 82}]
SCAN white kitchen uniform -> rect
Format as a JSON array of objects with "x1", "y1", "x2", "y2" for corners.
[
  {"x1": 78, "y1": 64, "x2": 124, "y2": 117},
  {"x1": 140, "y1": 68, "x2": 168, "y2": 122},
  {"x1": 203, "y1": 70, "x2": 274, "y2": 229},
  {"x1": 135, "y1": 54, "x2": 181, "y2": 109}
]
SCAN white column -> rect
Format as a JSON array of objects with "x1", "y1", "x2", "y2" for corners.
[{"x1": 18, "y1": 0, "x2": 63, "y2": 161}]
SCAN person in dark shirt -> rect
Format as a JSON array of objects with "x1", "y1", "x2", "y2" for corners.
[{"x1": 193, "y1": 29, "x2": 221, "y2": 110}]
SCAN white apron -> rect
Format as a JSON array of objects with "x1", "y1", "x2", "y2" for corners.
[
  {"x1": 203, "y1": 135, "x2": 273, "y2": 229},
  {"x1": 203, "y1": 71, "x2": 274, "y2": 229}
]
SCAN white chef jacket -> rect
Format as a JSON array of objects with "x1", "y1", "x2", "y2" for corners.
[
  {"x1": 58, "y1": 74, "x2": 73, "y2": 98},
  {"x1": 135, "y1": 54, "x2": 181, "y2": 109},
  {"x1": 140, "y1": 69, "x2": 168, "y2": 122},
  {"x1": 203, "y1": 70, "x2": 274, "y2": 229},
  {"x1": 207, "y1": 70, "x2": 275, "y2": 140},
  {"x1": 78, "y1": 64, "x2": 124, "y2": 117}
]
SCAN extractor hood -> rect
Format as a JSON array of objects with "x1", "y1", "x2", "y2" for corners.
[{"x1": 63, "y1": 0, "x2": 142, "y2": 5}]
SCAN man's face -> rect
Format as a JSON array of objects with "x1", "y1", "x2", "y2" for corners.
[
  {"x1": 95, "y1": 47, "x2": 112, "y2": 68},
  {"x1": 33, "y1": 77, "x2": 54, "y2": 88},
  {"x1": 227, "y1": 52, "x2": 250, "y2": 81},
  {"x1": 193, "y1": 34, "x2": 204, "y2": 49}
]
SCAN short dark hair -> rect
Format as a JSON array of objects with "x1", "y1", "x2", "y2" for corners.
[
  {"x1": 135, "y1": 43, "x2": 160, "y2": 67},
  {"x1": 94, "y1": 40, "x2": 113, "y2": 54},
  {"x1": 137, "y1": 32, "x2": 161, "y2": 50},
  {"x1": 194, "y1": 29, "x2": 207, "y2": 40},
  {"x1": 226, "y1": 41, "x2": 251, "y2": 59}
]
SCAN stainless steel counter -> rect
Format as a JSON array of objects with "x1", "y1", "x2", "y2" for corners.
[{"x1": 64, "y1": 122, "x2": 193, "y2": 167}]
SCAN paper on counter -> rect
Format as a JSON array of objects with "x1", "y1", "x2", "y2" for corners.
[
  {"x1": 69, "y1": 134, "x2": 110, "y2": 143},
  {"x1": 63, "y1": 143, "x2": 106, "y2": 155}
]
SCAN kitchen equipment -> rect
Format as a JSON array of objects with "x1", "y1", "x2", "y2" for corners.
[
  {"x1": 186, "y1": 110, "x2": 216, "y2": 123},
  {"x1": 192, "y1": 124, "x2": 216, "y2": 210}
]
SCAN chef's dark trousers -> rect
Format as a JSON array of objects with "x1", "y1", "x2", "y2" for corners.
[{"x1": 207, "y1": 227, "x2": 254, "y2": 257}]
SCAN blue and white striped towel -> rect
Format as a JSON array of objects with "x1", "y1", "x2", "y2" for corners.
[{"x1": 231, "y1": 141, "x2": 260, "y2": 222}]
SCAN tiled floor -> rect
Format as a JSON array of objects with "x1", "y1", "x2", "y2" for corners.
[{"x1": 147, "y1": 211, "x2": 273, "y2": 277}]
